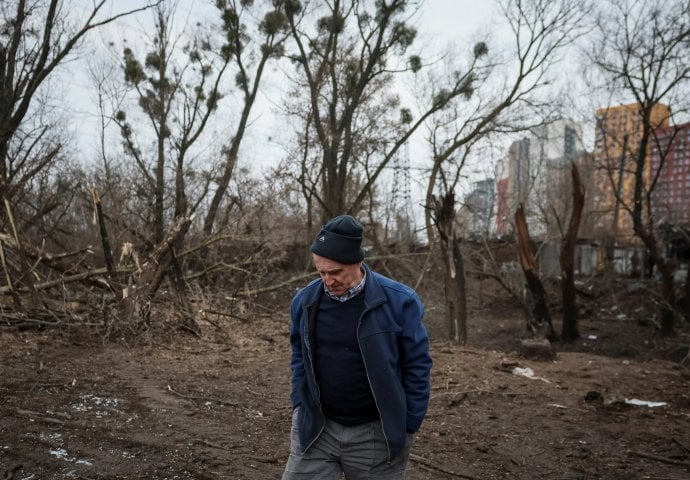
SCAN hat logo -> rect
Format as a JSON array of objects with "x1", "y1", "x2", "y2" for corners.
[{"x1": 319, "y1": 235, "x2": 326, "y2": 242}]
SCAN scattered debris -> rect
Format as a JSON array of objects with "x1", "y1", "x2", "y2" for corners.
[
  {"x1": 49, "y1": 448, "x2": 93, "y2": 466},
  {"x1": 628, "y1": 449, "x2": 690, "y2": 467},
  {"x1": 624, "y1": 398, "x2": 667, "y2": 408},
  {"x1": 512, "y1": 366, "x2": 552, "y2": 383},
  {"x1": 584, "y1": 390, "x2": 667, "y2": 408},
  {"x1": 71, "y1": 394, "x2": 121, "y2": 416},
  {"x1": 495, "y1": 360, "x2": 552, "y2": 384}
]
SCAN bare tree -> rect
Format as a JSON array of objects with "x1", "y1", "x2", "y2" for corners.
[
  {"x1": 202, "y1": 0, "x2": 292, "y2": 235},
  {"x1": 0, "y1": 0, "x2": 160, "y2": 312},
  {"x1": 282, "y1": 0, "x2": 482, "y2": 226},
  {"x1": 590, "y1": 0, "x2": 690, "y2": 336},
  {"x1": 114, "y1": 1, "x2": 231, "y2": 244},
  {"x1": 0, "y1": 0, "x2": 159, "y2": 186}
]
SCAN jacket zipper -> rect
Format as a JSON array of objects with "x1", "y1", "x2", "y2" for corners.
[
  {"x1": 303, "y1": 303, "x2": 325, "y2": 453},
  {"x1": 357, "y1": 304, "x2": 391, "y2": 462}
]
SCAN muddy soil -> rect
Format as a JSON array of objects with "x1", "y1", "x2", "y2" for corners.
[{"x1": 1, "y1": 292, "x2": 689, "y2": 479}]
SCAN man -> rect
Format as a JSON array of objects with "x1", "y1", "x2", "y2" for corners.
[{"x1": 282, "y1": 215, "x2": 432, "y2": 479}]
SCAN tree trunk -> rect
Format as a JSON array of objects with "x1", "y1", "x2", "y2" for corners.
[
  {"x1": 515, "y1": 204, "x2": 556, "y2": 340},
  {"x1": 451, "y1": 235, "x2": 468, "y2": 344},
  {"x1": 432, "y1": 192, "x2": 468, "y2": 344},
  {"x1": 174, "y1": 151, "x2": 188, "y2": 219},
  {"x1": 560, "y1": 163, "x2": 585, "y2": 341},
  {"x1": 321, "y1": 147, "x2": 345, "y2": 220},
  {"x1": 92, "y1": 189, "x2": 115, "y2": 279},
  {"x1": 0, "y1": 140, "x2": 8, "y2": 183},
  {"x1": 203, "y1": 148, "x2": 236, "y2": 235},
  {"x1": 632, "y1": 222, "x2": 676, "y2": 336},
  {"x1": 439, "y1": 235, "x2": 467, "y2": 344},
  {"x1": 657, "y1": 262, "x2": 676, "y2": 336}
]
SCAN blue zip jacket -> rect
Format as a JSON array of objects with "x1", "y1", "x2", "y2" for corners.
[{"x1": 289, "y1": 263, "x2": 432, "y2": 460}]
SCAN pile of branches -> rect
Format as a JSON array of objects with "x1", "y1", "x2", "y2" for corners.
[
  {"x1": 0, "y1": 210, "x2": 195, "y2": 335},
  {"x1": 0, "y1": 187, "x2": 305, "y2": 339}
]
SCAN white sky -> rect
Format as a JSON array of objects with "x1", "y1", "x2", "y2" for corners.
[
  {"x1": 61, "y1": 0, "x2": 502, "y2": 168},
  {"x1": 55, "y1": 0, "x2": 526, "y2": 229},
  {"x1": 420, "y1": 0, "x2": 497, "y2": 41},
  {"x1": 43, "y1": 0, "x2": 685, "y2": 236}
]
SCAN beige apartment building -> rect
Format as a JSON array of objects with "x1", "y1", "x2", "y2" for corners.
[{"x1": 587, "y1": 102, "x2": 672, "y2": 244}]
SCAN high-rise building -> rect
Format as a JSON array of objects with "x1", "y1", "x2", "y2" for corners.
[
  {"x1": 650, "y1": 122, "x2": 690, "y2": 227},
  {"x1": 497, "y1": 118, "x2": 585, "y2": 239},
  {"x1": 462, "y1": 178, "x2": 495, "y2": 238},
  {"x1": 589, "y1": 102, "x2": 671, "y2": 243}
]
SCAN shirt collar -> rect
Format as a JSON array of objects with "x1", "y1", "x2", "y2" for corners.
[{"x1": 324, "y1": 269, "x2": 366, "y2": 302}]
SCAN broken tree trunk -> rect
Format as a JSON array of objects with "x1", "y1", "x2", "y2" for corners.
[
  {"x1": 560, "y1": 163, "x2": 585, "y2": 341},
  {"x1": 432, "y1": 192, "x2": 468, "y2": 344},
  {"x1": 515, "y1": 204, "x2": 556, "y2": 340},
  {"x1": 92, "y1": 189, "x2": 115, "y2": 278},
  {"x1": 121, "y1": 216, "x2": 193, "y2": 330}
]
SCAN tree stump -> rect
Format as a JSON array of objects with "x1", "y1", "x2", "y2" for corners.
[{"x1": 519, "y1": 338, "x2": 557, "y2": 361}]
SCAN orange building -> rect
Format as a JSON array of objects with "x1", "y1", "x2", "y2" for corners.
[{"x1": 588, "y1": 102, "x2": 671, "y2": 244}]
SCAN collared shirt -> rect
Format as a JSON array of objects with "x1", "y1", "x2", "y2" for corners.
[{"x1": 324, "y1": 269, "x2": 366, "y2": 302}]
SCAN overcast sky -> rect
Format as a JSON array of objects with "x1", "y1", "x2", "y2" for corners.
[
  {"x1": 421, "y1": 0, "x2": 497, "y2": 40},
  {"x1": 50, "y1": 0, "x2": 521, "y2": 233},
  {"x1": 48, "y1": 0, "x2": 572, "y2": 232},
  {"x1": 65, "y1": 0, "x2": 505, "y2": 159}
]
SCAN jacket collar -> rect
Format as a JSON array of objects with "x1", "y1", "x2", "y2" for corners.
[
  {"x1": 303, "y1": 262, "x2": 386, "y2": 310},
  {"x1": 361, "y1": 263, "x2": 386, "y2": 309}
]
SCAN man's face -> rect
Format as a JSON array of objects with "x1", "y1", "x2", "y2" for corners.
[{"x1": 312, "y1": 254, "x2": 364, "y2": 296}]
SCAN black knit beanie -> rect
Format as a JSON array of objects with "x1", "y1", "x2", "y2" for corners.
[{"x1": 309, "y1": 215, "x2": 365, "y2": 264}]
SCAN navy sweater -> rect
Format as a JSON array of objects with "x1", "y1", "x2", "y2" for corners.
[{"x1": 314, "y1": 290, "x2": 379, "y2": 426}]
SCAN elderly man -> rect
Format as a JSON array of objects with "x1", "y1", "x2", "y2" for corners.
[{"x1": 282, "y1": 215, "x2": 432, "y2": 479}]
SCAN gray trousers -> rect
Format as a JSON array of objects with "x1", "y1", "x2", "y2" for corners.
[{"x1": 282, "y1": 411, "x2": 413, "y2": 479}]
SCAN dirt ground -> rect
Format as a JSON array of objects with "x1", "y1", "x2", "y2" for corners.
[{"x1": 1, "y1": 284, "x2": 690, "y2": 479}]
